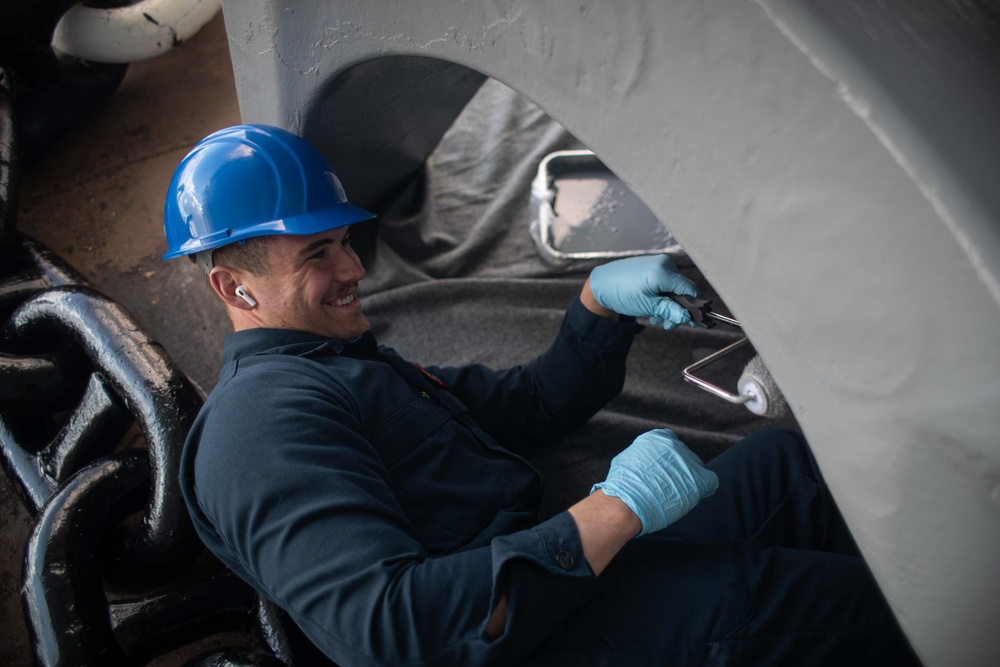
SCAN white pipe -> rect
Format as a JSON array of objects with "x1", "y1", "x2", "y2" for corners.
[{"x1": 52, "y1": 0, "x2": 222, "y2": 64}]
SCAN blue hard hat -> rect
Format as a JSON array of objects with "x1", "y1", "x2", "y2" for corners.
[{"x1": 162, "y1": 124, "x2": 375, "y2": 260}]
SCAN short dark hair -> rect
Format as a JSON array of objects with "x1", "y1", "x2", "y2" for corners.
[{"x1": 211, "y1": 236, "x2": 271, "y2": 276}]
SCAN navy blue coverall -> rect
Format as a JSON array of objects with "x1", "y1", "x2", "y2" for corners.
[{"x1": 179, "y1": 296, "x2": 916, "y2": 666}]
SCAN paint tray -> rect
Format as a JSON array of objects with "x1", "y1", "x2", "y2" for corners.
[{"x1": 529, "y1": 150, "x2": 684, "y2": 270}]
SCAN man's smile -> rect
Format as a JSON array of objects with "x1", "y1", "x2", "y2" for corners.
[{"x1": 332, "y1": 293, "x2": 358, "y2": 307}]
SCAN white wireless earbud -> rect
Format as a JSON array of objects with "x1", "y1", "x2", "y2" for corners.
[{"x1": 234, "y1": 284, "x2": 257, "y2": 308}]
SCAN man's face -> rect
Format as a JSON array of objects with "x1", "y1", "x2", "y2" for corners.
[{"x1": 245, "y1": 226, "x2": 371, "y2": 340}]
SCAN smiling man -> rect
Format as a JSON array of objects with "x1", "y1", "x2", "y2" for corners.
[{"x1": 163, "y1": 125, "x2": 917, "y2": 667}]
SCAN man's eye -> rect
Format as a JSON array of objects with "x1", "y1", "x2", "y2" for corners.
[
  {"x1": 309, "y1": 249, "x2": 325, "y2": 260},
  {"x1": 341, "y1": 235, "x2": 352, "y2": 247}
]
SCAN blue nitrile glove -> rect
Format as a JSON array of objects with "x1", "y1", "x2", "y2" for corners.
[
  {"x1": 589, "y1": 254, "x2": 699, "y2": 329},
  {"x1": 592, "y1": 429, "x2": 718, "y2": 536}
]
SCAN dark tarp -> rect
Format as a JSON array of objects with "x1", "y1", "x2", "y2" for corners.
[{"x1": 357, "y1": 79, "x2": 799, "y2": 518}]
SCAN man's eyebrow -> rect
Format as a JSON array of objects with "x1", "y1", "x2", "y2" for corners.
[{"x1": 297, "y1": 237, "x2": 336, "y2": 259}]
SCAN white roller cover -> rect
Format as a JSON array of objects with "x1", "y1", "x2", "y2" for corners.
[{"x1": 52, "y1": 0, "x2": 221, "y2": 64}]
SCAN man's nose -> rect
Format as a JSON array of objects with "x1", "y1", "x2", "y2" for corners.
[{"x1": 336, "y1": 245, "x2": 366, "y2": 282}]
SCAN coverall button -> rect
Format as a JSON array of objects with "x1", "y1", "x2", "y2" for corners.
[{"x1": 555, "y1": 550, "x2": 575, "y2": 570}]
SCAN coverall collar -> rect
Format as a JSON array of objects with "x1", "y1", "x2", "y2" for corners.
[{"x1": 221, "y1": 327, "x2": 378, "y2": 364}]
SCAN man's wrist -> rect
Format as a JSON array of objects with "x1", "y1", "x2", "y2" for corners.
[
  {"x1": 587, "y1": 488, "x2": 643, "y2": 539},
  {"x1": 568, "y1": 489, "x2": 643, "y2": 576},
  {"x1": 580, "y1": 277, "x2": 619, "y2": 321}
]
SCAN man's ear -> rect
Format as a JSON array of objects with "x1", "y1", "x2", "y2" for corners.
[{"x1": 208, "y1": 266, "x2": 255, "y2": 311}]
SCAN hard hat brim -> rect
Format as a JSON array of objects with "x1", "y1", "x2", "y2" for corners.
[{"x1": 161, "y1": 203, "x2": 376, "y2": 260}]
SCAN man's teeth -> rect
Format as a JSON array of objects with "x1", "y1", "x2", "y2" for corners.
[{"x1": 334, "y1": 294, "x2": 357, "y2": 306}]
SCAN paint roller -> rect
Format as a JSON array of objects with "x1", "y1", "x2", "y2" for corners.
[
  {"x1": 671, "y1": 295, "x2": 789, "y2": 418},
  {"x1": 735, "y1": 353, "x2": 788, "y2": 418}
]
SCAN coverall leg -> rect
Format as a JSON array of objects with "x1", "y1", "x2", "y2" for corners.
[{"x1": 521, "y1": 429, "x2": 920, "y2": 666}]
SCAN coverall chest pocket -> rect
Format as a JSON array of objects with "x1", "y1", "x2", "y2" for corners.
[{"x1": 370, "y1": 398, "x2": 513, "y2": 544}]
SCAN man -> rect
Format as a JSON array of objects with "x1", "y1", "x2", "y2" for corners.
[{"x1": 164, "y1": 125, "x2": 917, "y2": 666}]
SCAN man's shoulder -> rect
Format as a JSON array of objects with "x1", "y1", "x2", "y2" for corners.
[
  {"x1": 215, "y1": 347, "x2": 358, "y2": 392},
  {"x1": 198, "y1": 343, "x2": 399, "y2": 442},
  {"x1": 183, "y1": 355, "x2": 356, "y2": 506}
]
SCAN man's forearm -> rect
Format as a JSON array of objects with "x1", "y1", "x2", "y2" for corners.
[
  {"x1": 484, "y1": 490, "x2": 639, "y2": 639},
  {"x1": 567, "y1": 489, "x2": 641, "y2": 575},
  {"x1": 580, "y1": 277, "x2": 620, "y2": 321}
]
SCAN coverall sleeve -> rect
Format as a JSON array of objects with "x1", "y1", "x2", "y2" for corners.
[
  {"x1": 189, "y1": 364, "x2": 601, "y2": 667},
  {"x1": 428, "y1": 295, "x2": 640, "y2": 453}
]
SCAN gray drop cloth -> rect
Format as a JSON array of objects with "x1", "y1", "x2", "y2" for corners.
[{"x1": 357, "y1": 80, "x2": 799, "y2": 518}]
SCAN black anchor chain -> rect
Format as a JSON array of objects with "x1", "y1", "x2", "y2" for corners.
[
  {"x1": 2, "y1": 277, "x2": 205, "y2": 577},
  {"x1": 0, "y1": 5, "x2": 304, "y2": 664},
  {"x1": 0, "y1": 236, "x2": 294, "y2": 665}
]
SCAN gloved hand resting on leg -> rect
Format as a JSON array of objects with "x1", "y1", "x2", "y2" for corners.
[
  {"x1": 592, "y1": 429, "x2": 718, "y2": 536},
  {"x1": 589, "y1": 254, "x2": 698, "y2": 329}
]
